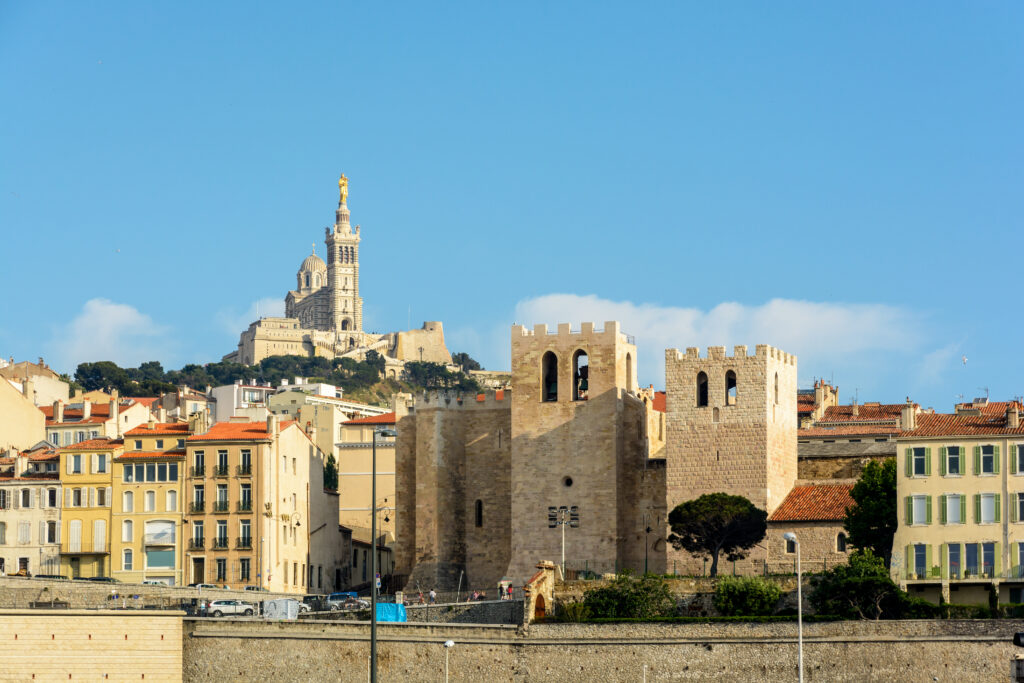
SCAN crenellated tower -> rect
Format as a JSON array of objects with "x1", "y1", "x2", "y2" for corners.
[{"x1": 324, "y1": 173, "x2": 363, "y2": 342}]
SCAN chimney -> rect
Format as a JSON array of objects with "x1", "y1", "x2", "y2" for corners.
[
  {"x1": 109, "y1": 396, "x2": 120, "y2": 435},
  {"x1": 22, "y1": 378, "x2": 33, "y2": 400},
  {"x1": 1008, "y1": 403, "x2": 1020, "y2": 430},
  {"x1": 188, "y1": 410, "x2": 209, "y2": 436},
  {"x1": 82, "y1": 399, "x2": 92, "y2": 420},
  {"x1": 900, "y1": 398, "x2": 917, "y2": 431},
  {"x1": 267, "y1": 414, "x2": 280, "y2": 439},
  {"x1": 851, "y1": 397, "x2": 859, "y2": 417},
  {"x1": 15, "y1": 452, "x2": 27, "y2": 475},
  {"x1": 147, "y1": 412, "x2": 156, "y2": 430},
  {"x1": 54, "y1": 400, "x2": 64, "y2": 423},
  {"x1": 157, "y1": 405, "x2": 167, "y2": 424}
]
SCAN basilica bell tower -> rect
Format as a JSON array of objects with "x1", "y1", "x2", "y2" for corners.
[{"x1": 324, "y1": 174, "x2": 363, "y2": 342}]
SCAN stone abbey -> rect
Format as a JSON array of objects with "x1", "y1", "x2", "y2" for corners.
[{"x1": 225, "y1": 175, "x2": 451, "y2": 371}]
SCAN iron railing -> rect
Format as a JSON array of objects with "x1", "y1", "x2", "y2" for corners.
[{"x1": 189, "y1": 501, "x2": 205, "y2": 513}]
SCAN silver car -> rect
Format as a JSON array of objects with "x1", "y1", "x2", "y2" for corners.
[{"x1": 207, "y1": 599, "x2": 256, "y2": 617}]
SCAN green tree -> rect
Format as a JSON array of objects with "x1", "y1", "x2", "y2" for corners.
[
  {"x1": 667, "y1": 493, "x2": 767, "y2": 578},
  {"x1": 582, "y1": 571, "x2": 674, "y2": 619},
  {"x1": 364, "y1": 350, "x2": 386, "y2": 376},
  {"x1": 74, "y1": 361, "x2": 130, "y2": 393},
  {"x1": 451, "y1": 352, "x2": 482, "y2": 371},
  {"x1": 844, "y1": 459, "x2": 898, "y2": 567},
  {"x1": 324, "y1": 453, "x2": 339, "y2": 490},
  {"x1": 808, "y1": 549, "x2": 925, "y2": 620},
  {"x1": 713, "y1": 576, "x2": 782, "y2": 616}
]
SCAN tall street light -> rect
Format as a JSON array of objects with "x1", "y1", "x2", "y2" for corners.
[
  {"x1": 370, "y1": 426, "x2": 397, "y2": 683},
  {"x1": 783, "y1": 532, "x2": 803, "y2": 683}
]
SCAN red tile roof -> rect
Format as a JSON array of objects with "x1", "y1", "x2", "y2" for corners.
[
  {"x1": 820, "y1": 403, "x2": 905, "y2": 423},
  {"x1": 27, "y1": 449, "x2": 59, "y2": 461},
  {"x1": 59, "y1": 438, "x2": 123, "y2": 451},
  {"x1": 345, "y1": 412, "x2": 396, "y2": 425},
  {"x1": 0, "y1": 473, "x2": 59, "y2": 481},
  {"x1": 186, "y1": 420, "x2": 297, "y2": 442},
  {"x1": 769, "y1": 483, "x2": 855, "y2": 522},
  {"x1": 652, "y1": 392, "x2": 666, "y2": 413},
  {"x1": 127, "y1": 397, "x2": 160, "y2": 407},
  {"x1": 900, "y1": 405, "x2": 1024, "y2": 438},
  {"x1": 45, "y1": 415, "x2": 109, "y2": 427},
  {"x1": 124, "y1": 422, "x2": 190, "y2": 437},
  {"x1": 798, "y1": 425, "x2": 900, "y2": 438},
  {"x1": 116, "y1": 449, "x2": 186, "y2": 460}
]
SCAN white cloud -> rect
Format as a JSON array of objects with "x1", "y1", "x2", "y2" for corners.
[
  {"x1": 513, "y1": 294, "x2": 923, "y2": 387},
  {"x1": 217, "y1": 297, "x2": 286, "y2": 336},
  {"x1": 917, "y1": 343, "x2": 961, "y2": 386},
  {"x1": 50, "y1": 298, "x2": 173, "y2": 371}
]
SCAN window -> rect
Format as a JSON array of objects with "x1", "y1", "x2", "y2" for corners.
[
  {"x1": 122, "y1": 519, "x2": 133, "y2": 542},
  {"x1": 948, "y1": 543, "x2": 961, "y2": 579},
  {"x1": 166, "y1": 490, "x2": 178, "y2": 512},
  {"x1": 836, "y1": 533, "x2": 847, "y2": 552},
  {"x1": 0, "y1": 490, "x2": 7, "y2": 510},
  {"x1": 1016, "y1": 444, "x2": 1024, "y2": 474},
  {"x1": 144, "y1": 490, "x2": 155, "y2": 512},
  {"x1": 177, "y1": 439, "x2": 185, "y2": 449},
  {"x1": 216, "y1": 520, "x2": 228, "y2": 546},
  {"x1": 157, "y1": 463, "x2": 167, "y2": 482},
  {"x1": 981, "y1": 445, "x2": 996, "y2": 474},
  {"x1": 785, "y1": 537, "x2": 796, "y2": 554},
  {"x1": 947, "y1": 446, "x2": 961, "y2": 476},
  {"x1": 979, "y1": 493, "x2": 998, "y2": 524},
  {"x1": 146, "y1": 463, "x2": 156, "y2": 482},
  {"x1": 193, "y1": 521, "x2": 204, "y2": 545},
  {"x1": 217, "y1": 450, "x2": 228, "y2": 472},
  {"x1": 982, "y1": 542, "x2": 995, "y2": 577},
  {"x1": 966, "y1": 543, "x2": 979, "y2": 576},
  {"x1": 194, "y1": 451, "x2": 205, "y2": 474},
  {"x1": 123, "y1": 491, "x2": 134, "y2": 512},
  {"x1": 240, "y1": 558, "x2": 250, "y2": 582},
  {"x1": 542, "y1": 351, "x2": 558, "y2": 402},
  {"x1": 1018, "y1": 493, "x2": 1024, "y2": 524},
  {"x1": 353, "y1": 550, "x2": 358, "y2": 567},
  {"x1": 169, "y1": 463, "x2": 178, "y2": 481},
  {"x1": 123, "y1": 549, "x2": 133, "y2": 571},
  {"x1": 913, "y1": 544, "x2": 927, "y2": 577},
  {"x1": 134, "y1": 440, "x2": 142, "y2": 450},
  {"x1": 93, "y1": 519, "x2": 106, "y2": 553},
  {"x1": 318, "y1": 566, "x2": 323, "y2": 589},
  {"x1": 240, "y1": 520, "x2": 251, "y2": 545},
  {"x1": 135, "y1": 464, "x2": 145, "y2": 482},
  {"x1": 216, "y1": 558, "x2": 227, "y2": 582},
  {"x1": 96, "y1": 487, "x2": 107, "y2": 507},
  {"x1": 20, "y1": 489, "x2": 30, "y2": 508},
  {"x1": 71, "y1": 455, "x2": 82, "y2": 474},
  {"x1": 72, "y1": 488, "x2": 82, "y2": 507},
  {"x1": 696, "y1": 372, "x2": 709, "y2": 407},
  {"x1": 240, "y1": 484, "x2": 252, "y2": 511},
  {"x1": 774, "y1": 372, "x2": 779, "y2": 404},
  {"x1": 912, "y1": 447, "x2": 927, "y2": 476},
  {"x1": 96, "y1": 454, "x2": 107, "y2": 474},
  {"x1": 944, "y1": 494, "x2": 963, "y2": 524},
  {"x1": 0, "y1": 522, "x2": 5, "y2": 544},
  {"x1": 240, "y1": 450, "x2": 251, "y2": 474},
  {"x1": 47, "y1": 489, "x2": 57, "y2": 507},
  {"x1": 46, "y1": 521, "x2": 57, "y2": 544},
  {"x1": 155, "y1": 439, "x2": 164, "y2": 449},
  {"x1": 571, "y1": 350, "x2": 589, "y2": 401},
  {"x1": 909, "y1": 494, "x2": 930, "y2": 525},
  {"x1": 725, "y1": 370, "x2": 737, "y2": 406},
  {"x1": 475, "y1": 500, "x2": 483, "y2": 528},
  {"x1": 217, "y1": 484, "x2": 228, "y2": 504}
]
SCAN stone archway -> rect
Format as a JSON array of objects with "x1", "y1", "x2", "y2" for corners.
[{"x1": 534, "y1": 593, "x2": 546, "y2": 620}]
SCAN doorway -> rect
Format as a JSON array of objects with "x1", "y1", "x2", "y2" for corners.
[
  {"x1": 70, "y1": 557, "x2": 80, "y2": 578},
  {"x1": 192, "y1": 557, "x2": 205, "y2": 584}
]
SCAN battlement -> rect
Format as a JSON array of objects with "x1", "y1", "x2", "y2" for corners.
[
  {"x1": 666, "y1": 344, "x2": 796, "y2": 366},
  {"x1": 512, "y1": 321, "x2": 633, "y2": 344},
  {"x1": 412, "y1": 389, "x2": 512, "y2": 411}
]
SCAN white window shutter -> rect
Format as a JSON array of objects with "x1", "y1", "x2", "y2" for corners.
[
  {"x1": 29, "y1": 489, "x2": 35, "y2": 509},
  {"x1": 66, "y1": 456, "x2": 72, "y2": 475},
  {"x1": 38, "y1": 490, "x2": 44, "y2": 509},
  {"x1": 39, "y1": 521, "x2": 45, "y2": 544},
  {"x1": 56, "y1": 523, "x2": 61, "y2": 544},
  {"x1": 12, "y1": 492, "x2": 18, "y2": 510},
  {"x1": 65, "y1": 489, "x2": 71, "y2": 507},
  {"x1": 91, "y1": 454, "x2": 98, "y2": 474},
  {"x1": 105, "y1": 487, "x2": 112, "y2": 507},
  {"x1": 88, "y1": 487, "x2": 95, "y2": 507}
]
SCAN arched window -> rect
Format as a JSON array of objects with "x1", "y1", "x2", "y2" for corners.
[
  {"x1": 304, "y1": 273, "x2": 310, "y2": 288},
  {"x1": 166, "y1": 490, "x2": 177, "y2": 512},
  {"x1": 123, "y1": 491, "x2": 134, "y2": 513},
  {"x1": 341, "y1": 319, "x2": 350, "y2": 331},
  {"x1": 626, "y1": 352, "x2": 633, "y2": 391},
  {"x1": 144, "y1": 490, "x2": 156, "y2": 512},
  {"x1": 123, "y1": 548, "x2": 133, "y2": 571},
  {"x1": 837, "y1": 533, "x2": 847, "y2": 552},
  {"x1": 725, "y1": 370, "x2": 737, "y2": 406},
  {"x1": 313, "y1": 274, "x2": 320, "y2": 288},
  {"x1": 475, "y1": 500, "x2": 483, "y2": 528},
  {"x1": 572, "y1": 350, "x2": 589, "y2": 401},
  {"x1": 542, "y1": 351, "x2": 558, "y2": 402},
  {"x1": 122, "y1": 519, "x2": 133, "y2": 542},
  {"x1": 696, "y1": 372, "x2": 709, "y2": 407},
  {"x1": 774, "y1": 373, "x2": 779, "y2": 404},
  {"x1": 713, "y1": 407, "x2": 720, "y2": 423}
]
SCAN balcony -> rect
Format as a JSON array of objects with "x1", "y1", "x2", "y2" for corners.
[
  {"x1": 237, "y1": 464, "x2": 252, "y2": 476},
  {"x1": 191, "y1": 465, "x2": 205, "y2": 477},
  {"x1": 212, "y1": 465, "x2": 230, "y2": 477},
  {"x1": 236, "y1": 536, "x2": 252, "y2": 550},
  {"x1": 190, "y1": 501, "x2": 205, "y2": 513},
  {"x1": 189, "y1": 537, "x2": 205, "y2": 550},
  {"x1": 212, "y1": 500, "x2": 230, "y2": 513},
  {"x1": 212, "y1": 537, "x2": 229, "y2": 550},
  {"x1": 237, "y1": 500, "x2": 253, "y2": 512}
]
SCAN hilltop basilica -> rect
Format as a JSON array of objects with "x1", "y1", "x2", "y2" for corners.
[{"x1": 224, "y1": 175, "x2": 452, "y2": 374}]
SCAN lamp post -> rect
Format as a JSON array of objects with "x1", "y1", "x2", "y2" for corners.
[
  {"x1": 443, "y1": 640, "x2": 455, "y2": 682},
  {"x1": 370, "y1": 426, "x2": 397, "y2": 683},
  {"x1": 783, "y1": 532, "x2": 803, "y2": 683},
  {"x1": 548, "y1": 506, "x2": 579, "y2": 577}
]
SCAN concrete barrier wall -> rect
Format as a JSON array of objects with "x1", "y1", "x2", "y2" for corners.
[{"x1": 182, "y1": 617, "x2": 1024, "y2": 682}]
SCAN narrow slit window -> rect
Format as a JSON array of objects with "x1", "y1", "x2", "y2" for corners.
[
  {"x1": 542, "y1": 351, "x2": 558, "y2": 402},
  {"x1": 475, "y1": 499, "x2": 483, "y2": 528}
]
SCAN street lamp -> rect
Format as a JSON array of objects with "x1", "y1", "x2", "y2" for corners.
[
  {"x1": 548, "y1": 506, "x2": 579, "y2": 576},
  {"x1": 783, "y1": 532, "x2": 803, "y2": 683},
  {"x1": 443, "y1": 640, "x2": 455, "y2": 682},
  {"x1": 370, "y1": 426, "x2": 397, "y2": 683}
]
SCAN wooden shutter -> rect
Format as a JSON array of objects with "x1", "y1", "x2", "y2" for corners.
[
  {"x1": 1013, "y1": 494, "x2": 1020, "y2": 524},
  {"x1": 905, "y1": 496, "x2": 913, "y2": 525},
  {"x1": 974, "y1": 446, "x2": 981, "y2": 475},
  {"x1": 995, "y1": 445, "x2": 1002, "y2": 474},
  {"x1": 939, "y1": 447, "x2": 947, "y2": 476},
  {"x1": 105, "y1": 487, "x2": 112, "y2": 508},
  {"x1": 960, "y1": 495, "x2": 967, "y2": 525},
  {"x1": 925, "y1": 447, "x2": 932, "y2": 476},
  {"x1": 65, "y1": 489, "x2": 71, "y2": 508},
  {"x1": 66, "y1": 456, "x2": 72, "y2": 475},
  {"x1": 996, "y1": 494, "x2": 1002, "y2": 523},
  {"x1": 88, "y1": 488, "x2": 95, "y2": 508},
  {"x1": 940, "y1": 544, "x2": 948, "y2": 579},
  {"x1": 995, "y1": 542, "x2": 1002, "y2": 577},
  {"x1": 905, "y1": 448, "x2": 913, "y2": 477},
  {"x1": 1013, "y1": 444, "x2": 1019, "y2": 475},
  {"x1": 939, "y1": 495, "x2": 947, "y2": 524},
  {"x1": 925, "y1": 545, "x2": 933, "y2": 576},
  {"x1": 974, "y1": 494, "x2": 981, "y2": 523},
  {"x1": 926, "y1": 496, "x2": 933, "y2": 524}
]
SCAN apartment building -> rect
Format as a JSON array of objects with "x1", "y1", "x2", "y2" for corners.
[
  {"x1": 58, "y1": 438, "x2": 121, "y2": 578},
  {"x1": 0, "y1": 450, "x2": 61, "y2": 575},
  {"x1": 893, "y1": 399, "x2": 1024, "y2": 604},
  {"x1": 337, "y1": 412, "x2": 396, "y2": 538},
  {"x1": 42, "y1": 395, "x2": 151, "y2": 447},
  {"x1": 111, "y1": 422, "x2": 188, "y2": 585}
]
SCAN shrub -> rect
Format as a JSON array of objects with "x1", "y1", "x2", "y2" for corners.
[
  {"x1": 582, "y1": 571, "x2": 675, "y2": 620},
  {"x1": 554, "y1": 601, "x2": 591, "y2": 622},
  {"x1": 713, "y1": 576, "x2": 782, "y2": 616},
  {"x1": 809, "y1": 550, "x2": 905, "y2": 620}
]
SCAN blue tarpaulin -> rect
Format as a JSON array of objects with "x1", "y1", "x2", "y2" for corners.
[{"x1": 376, "y1": 603, "x2": 407, "y2": 622}]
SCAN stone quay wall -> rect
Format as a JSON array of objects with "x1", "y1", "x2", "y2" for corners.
[
  {"x1": 182, "y1": 617, "x2": 1024, "y2": 682},
  {"x1": 303, "y1": 599, "x2": 524, "y2": 625}
]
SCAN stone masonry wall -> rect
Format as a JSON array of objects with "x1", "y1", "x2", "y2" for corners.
[{"x1": 182, "y1": 617, "x2": 1022, "y2": 682}]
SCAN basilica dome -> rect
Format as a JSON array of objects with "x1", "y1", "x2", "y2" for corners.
[{"x1": 300, "y1": 252, "x2": 327, "y2": 273}]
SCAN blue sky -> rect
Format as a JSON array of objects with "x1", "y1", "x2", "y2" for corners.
[{"x1": 1, "y1": 3, "x2": 1021, "y2": 410}]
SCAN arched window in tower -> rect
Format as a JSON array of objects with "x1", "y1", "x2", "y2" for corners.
[
  {"x1": 626, "y1": 353, "x2": 633, "y2": 392},
  {"x1": 774, "y1": 372, "x2": 779, "y2": 404},
  {"x1": 341, "y1": 319, "x2": 350, "y2": 331},
  {"x1": 304, "y1": 273, "x2": 310, "y2": 288},
  {"x1": 313, "y1": 274, "x2": 320, "y2": 288},
  {"x1": 572, "y1": 350, "x2": 589, "y2": 401},
  {"x1": 474, "y1": 499, "x2": 483, "y2": 528},
  {"x1": 725, "y1": 370, "x2": 737, "y2": 406},
  {"x1": 696, "y1": 371, "x2": 709, "y2": 407},
  {"x1": 542, "y1": 351, "x2": 558, "y2": 402}
]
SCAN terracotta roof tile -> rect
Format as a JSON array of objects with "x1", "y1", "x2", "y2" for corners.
[
  {"x1": 798, "y1": 425, "x2": 900, "y2": 438},
  {"x1": 59, "y1": 438, "x2": 123, "y2": 451},
  {"x1": 45, "y1": 415, "x2": 109, "y2": 426},
  {"x1": 652, "y1": 392, "x2": 666, "y2": 413},
  {"x1": 116, "y1": 449, "x2": 186, "y2": 460},
  {"x1": 126, "y1": 397, "x2": 160, "y2": 407},
  {"x1": 345, "y1": 412, "x2": 396, "y2": 425},
  {"x1": 124, "y1": 422, "x2": 190, "y2": 437},
  {"x1": 900, "y1": 406, "x2": 1024, "y2": 438},
  {"x1": 820, "y1": 403, "x2": 905, "y2": 423},
  {"x1": 27, "y1": 450, "x2": 59, "y2": 461},
  {"x1": 186, "y1": 420, "x2": 297, "y2": 442},
  {"x1": 769, "y1": 483, "x2": 855, "y2": 522}
]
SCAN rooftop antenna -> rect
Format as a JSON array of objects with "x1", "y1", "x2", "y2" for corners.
[{"x1": 978, "y1": 387, "x2": 990, "y2": 400}]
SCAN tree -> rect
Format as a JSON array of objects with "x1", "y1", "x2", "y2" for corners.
[
  {"x1": 364, "y1": 350, "x2": 386, "y2": 376},
  {"x1": 713, "y1": 576, "x2": 782, "y2": 616},
  {"x1": 74, "y1": 361, "x2": 130, "y2": 393},
  {"x1": 844, "y1": 458, "x2": 898, "y2": 567},
  {"x1": 667, "y1": 493, "x2": 767, "y2": 577},
  {"x1": 324, "y1": 453, "x2": 339, "y2": 491},
  {"x1": 451, "y1": 352, "x2": 482, "y2": 372},
  {"x1": 808, "y1": 549, "x2": 924, "y2": 620},
  {"x1": 582, "y1": 571, "x2": 674, "y2": 619}
]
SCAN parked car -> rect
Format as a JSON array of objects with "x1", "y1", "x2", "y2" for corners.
[
  {"x1": 298, "y1": 602, "x2": 311, "y2": 613},
  {"x1": 326, "y1": 593, "x2": 369, "y2": 611},
  {"x1": 243, "y1": 585, "x2": 268, "y2": 592},
  {"x1": 189, "y1": 583, "x2": 217, "y2": 589},
  {"x1": 206, "y1": 599, "x2": 256, "y2": 617},
  {"x1": 83, "y1": 576, "x2": 120, "y2": 583},
  {"x1": 302, "y1": 594, "x2": 327, "y2": 611},
  {"x1": 34, "y1": 574, "x2": 69, "y2": 581},
  {"x1": 142, "y1": 579, "x2": 168, "y2": 586}
]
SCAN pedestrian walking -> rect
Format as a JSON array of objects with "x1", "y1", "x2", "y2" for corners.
[{"x1": 429, "y1": 589, "x2": 437, "y2": 604}]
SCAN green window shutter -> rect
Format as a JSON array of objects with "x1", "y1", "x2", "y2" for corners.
[
  {"x1": 1014, "y1": 494, "x2": 1020, "y2": 524},
  {"x1": 996, "y1": 494, "x2": 1002, "y2": 523},
  {"x1": 1013, "y1": 444, "x2": 1019, "y2": 475},
  {"x1": 974, "y1": 494, "x2": 981, "y2": 523},
  {"x1": 995, "y1": 542, "x2": 1002, "y2": 577},
  {"x1": 939, "y1": 494, "x2": 947, "y2": 524},
  {"x1": 974, "y1": 446, "x2": 981, "y2": 475},
  {"x1": 925, "y1": 447, "x2": 932, "y2": 476},
  {"x1": 940, "y1": 544, "x2": 948, "y2": 579},
  {"x1": 905, "y1": 496, "x2": 913, "y2": 525},
  {"x1": 960, "y1": 495, "x2": 967, "y2": 525},
  {"x1": 939, "y1": 446, "x2": 947, "y2": 476},
  {"x1": 905, "y1": 448, "x2": 913, "y2": 477},
  {"x1": 926, "y1": 545, "x2": 933, "y2": 576},
  {"x1": 995, "y1": 445, "x2": 1002, "y2": 474},
  {"x1": 905, "y1": 544, "x2": 913, "y2": 576},
  {"x1": 926, "y1": 495, "x2": 932, "y2": 524}
]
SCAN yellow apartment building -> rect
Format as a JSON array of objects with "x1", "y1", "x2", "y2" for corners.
[
  {"x1": 893, "y1": 399, "x2": 1024, "y2": 604},
  {"x1": 184, "y1": 416, "x2": 346, "y2": 593},
  {"x1": 112, "y1": 421, "x2": 188, "y2": 585},
  {"x1": 337, "y1": 412, "x2": 396, "y2": 539},
  {"x1": 59, "y1": 438, "x2": 120, "y2": 578}
]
